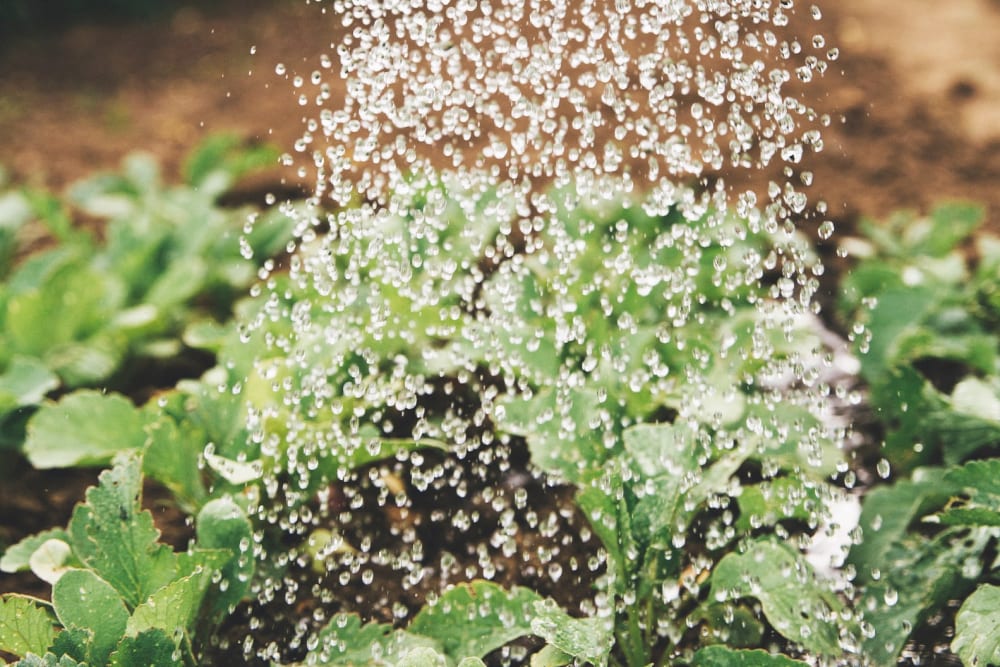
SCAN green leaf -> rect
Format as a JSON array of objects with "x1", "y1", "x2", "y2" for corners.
[
  {"x1": 0, "y1": 596, "x2": 57, "y2": 659},
  {"x1": 143, "y1": 258, "x2": 207, "y2": 311},
  {"x1": 109, "y1": 629, "x2": 177, "y2": 667},
  {"x1": 50, "y1": 627, "x2": 89, "y2": 663},
  {"x1": 859, "y1": 527, "x2": 990, "y2": 664},
  {"x1": 937, "y1": 459, "x2": 1000, "y2": 527},
  {"x1": 52, "y1": 569, "x2": 129, "y2": 665},
  {"x1": 24, "y1": 391, "x2": 149, "y2": 469},
  {"x1": 124, "y1": 566, "x2": 213, "y2": 640},
  {"x1": 859, "y1": 286, "x2": 937, "y2": 382},
  {"x1": 305, "y1": 614, "x2": 439, "y2": 665},
  {"x1": 691, "y1": 646, "x2": 809, "y2": 666},
  {"x1": 182, "y1": 134, "x2": 277, "y2": 195},
  {"x1": 0, "y1": 356, "x2": 60, "y2": 413},
  {"x1": 708, "y1": 541, "x2": 842, "y2": 656},
  {"x1": 952, "y1": 584, "x2": 1000, "y2": 667},
  {"x1": 848, "y1": 471, "x2": 955, "y2": 583},
  {"x1": 498, "y1": 388, "x2": 609, "y2": 483},
  {"x1": 408, "y1": 581, "x2": 542, "y2": 660},
  {"x1": 195, "y1": 497, "x2": 254, "y2": 618},
  {"x1": 920, "y1": 202, "x2": 984, "y2": 257},
  {"x1": 13, "y1": 654, "x2": 87, "y2": 667},
  {"x1": 66, "y1": 454, "x2": 178, "y2": 609},
  {"x1": 623, "y1": 422, "x2": 697, "y2": 479},
  {"x1": 529, "y1": 644, "x2": 572, "y2": 667},
  {"x1": 529, "y1": 599, "x2": 613, "y2": 665},
  {"x1": 1, "y1": 529, "x2": 70, "y2": 573},
  {"x1": 394, "y1": 646, "x2": 449, "y2": 667},
  {"x1": 576, "y1": 462, "x2": 632, "y2": 587},
  {"x1": 142, "y1": 416, "x2": 206, "y2": 512},
  {"x1": 735, "y1": 477, "x2": 822, "y2": 533}
]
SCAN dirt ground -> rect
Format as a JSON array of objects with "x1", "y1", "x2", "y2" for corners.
[{"x1": 0, "y1": 0, "x2": 999, "y2": 230}]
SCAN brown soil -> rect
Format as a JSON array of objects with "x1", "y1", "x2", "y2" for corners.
[{"x1": 1, "y1": 0, "x2": 998, "y2": 227}]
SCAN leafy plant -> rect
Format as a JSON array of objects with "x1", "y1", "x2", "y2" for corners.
[
  {"x1": 0, "y1": 453, "x2": 253, "y2": 666},
  {"x1": 839, "y1": 202, "x2": 1000, "y2": 472},
  {"x1": 279, "y1": 184, "x2": 855, "y2": 665},
  {"x1": 840, "y1": 203, "x2": 1000, "y2": 664},
  {"x1": 0, "y1": 136, "x2": 289, "y2": 450}
]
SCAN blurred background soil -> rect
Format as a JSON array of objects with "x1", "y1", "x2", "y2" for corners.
[{"x1": 0, "y1": 0, "x2": 998, "y2": 230}]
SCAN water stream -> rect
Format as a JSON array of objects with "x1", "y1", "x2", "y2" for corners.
[{"x1": 237, "y1": 1, "x2": 859, "y2": 663}]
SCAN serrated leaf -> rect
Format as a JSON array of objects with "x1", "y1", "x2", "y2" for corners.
[
  {"x1": 125, "y1": 566, "x2": 213, "y2": 641},
  {"x1": 530, "y1": 599, "x2": 612, "y2": 665},
  {"x1": 109, "y1": 628, "x2": 177, "y2": 667},
  {"x1": 52, "y1": 569, "x2": 128, "y2": 665},
  {"x1": 1, "y1": 529, "x2": 70, "y2": 573},
  {"x1": 952, "y1": 584, "x2": 1000, "y2": 666},
  {"x1": 195, "y1": 497, "x2": 254, "y2": 618},
  {"x1": 50, "y1": 627, "x2": 89, "y2": 663},
  {"x1": 66, "y1": 454, "x2": 178, "y2": 609},
  {"x1": 623, "y1": 422, "x2": 696, "y2": 479},
  {"x1": 13, "y1": 653, "x2": 87, "y2": 667},
  {"x1": 25, "y1": 391, "x2": 149, "y2": 469},
  {"x1": 691, "y1": 646, "x2": 808, "y2": 666},
  {"x1": 0, "y1": 596, "x2": 57, "y2": 659},
  {"x1": 709, "y1": 541, "x2": 842, "y2": 656},
  {"x1": 408, "y1": 581, "x2": 542, "y2": 660}
]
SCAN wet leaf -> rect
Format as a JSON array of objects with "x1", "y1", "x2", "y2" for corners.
[
  {"x1": 0, "y1": 595, "x2": 57, "y2": 659},
  {"x1": 848, "y1": 471, "x2": 955, "y2": 584},
  {"x1": 125, "y1": 566, "x2": 213, "y2": 642},
  {"x1": 52, "y1": 569, "x2": 128, "y2": 665},
  {"x1": 735, "y1": 477, "x2": 822, "y2": 533},
  {"x1": 952, "y1": 584, "x2": 1000, "y2": 667},
  {"x1": 530, "y1": 599, "x2": 612, "y2": 665},
  {"x1": 142, "y1": 416, "x2": 206, "y2": 512},
  {"x1": 859, "y1": 528, "x2": 990, "y2": 664},
  {"x1": 305, "y1": 613, "x2": 439, "y2": 665},
  {"x1": 195, "y1": 497, "x2": 254, "y2": 618},
  {"x1": 709, "y1": 541, "x2": 842, "y2": 656},
  {"x1": 409, "y1": 581, "x2": 542, "y2": 660},
  {"x1": 692, "y1": 646, "x2": 808, "y2": 666}
]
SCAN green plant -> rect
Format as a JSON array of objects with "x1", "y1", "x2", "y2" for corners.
[
  {"x1": 0, "y1": 454, "x2": 253, "y2": 666},
  {"x1": 839, "y1": 202, "x2": 1000, "y2": 472},
  {"x1": 839, "y1": 203, "x2": 1000, "y2": 664},
  {"x1": 0, "y1": 136, "x2": 289, "y2": 450},
  {"x1": 276, "y1": 183, "x2": 855, "y2": 665}
]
